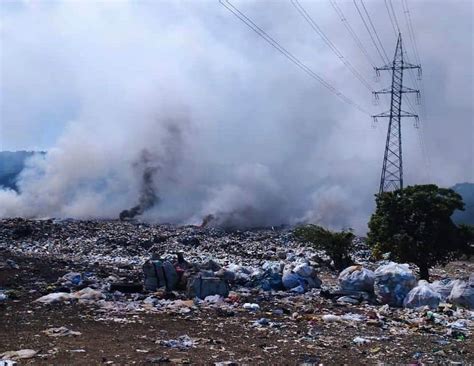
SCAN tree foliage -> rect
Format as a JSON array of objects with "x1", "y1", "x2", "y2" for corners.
[
  {"x1": 367, "y1": 184, "x2": 471, "y2": 280},
  {"x1": 294, "y1": 224, "x2": 354, "y2": 270}
]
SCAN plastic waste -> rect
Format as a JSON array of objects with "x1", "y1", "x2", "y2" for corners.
[
  {"x1": 243, "y1": 303, "x2": 260, "y2": 311},
  {"x1": 187, "y1": 274, "x2": 229, "y2": 299},
  {"x1": 143, "y1": 259, "x2": 178, "y2": 291},
  {"x1": 74, "y1": 287, "x2": 105, "y2": 301},
  {"x1": 203, "y1": 294, "x2": 224, "y2": 303},
  {"x1": 0, "y1": 349, "x2": 37, "y2": 360},
  {"x1": 374, "y1": 262, "x2": 416, "y2": 307},
  {"x1": 43, "y1": 327, "x2": 81, "y2": 337},
  {"x1": 322, "y1": 314, "x2": 341, "y2": 322},
  {"x1": 338, "y1": 265, "x2": 375, "y2": 292},
  {"x1": 61, "y1": 272, "x2": 82, "y2": 286},
  {"x1": 431, "y1": 278, "x2": 455, "y2": 301},
  {"x1": 160, "y1": 335, "x2": 195, "y2": 350},
  {"x1": 282, "y1": 263, "x2": 321, "y2": 292},
  {"x1": 35, "y1": 292, "x2": 74, "y2": 304},
  {"x1": 403, "y1": 280, "x2": 441, "y2": 309},
  {"x1": 447, "y1": 276, "x2": 474, "y2": 309},
  {"x1": 353, "y1": 336, "x2": 370, "y2": 345},
  {"x1": 0, "y1": 291, "x2": 7, "y2": 302}
]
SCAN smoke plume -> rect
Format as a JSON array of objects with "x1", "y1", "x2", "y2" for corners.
[{"x1": 0, "y1": 1, "x2": 472, "y2": 233}]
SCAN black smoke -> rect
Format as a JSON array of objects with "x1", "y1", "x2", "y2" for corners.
[{"x1": 120, "y1": 150, "x2": 160, "y2": 220}]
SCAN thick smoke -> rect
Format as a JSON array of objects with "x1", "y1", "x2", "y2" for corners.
[
  {"x1": 0, "y1": 1, "x2": 472, "y2": 232},
  {"x1": 119, "y1": 150, "x2": 159, "y2": 221}
]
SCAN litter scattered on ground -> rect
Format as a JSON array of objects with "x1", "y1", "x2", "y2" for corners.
[
  {"x1": 159, "y1": 335, "x2": 196, "y2": 350},
  {"x1": 1, "y1": 218, "x2": 473, "y2": 364},
  {"x1": 1, "y1": 349, "x2": 37, "y2": 360},
  {"x1": 43, "y1": 327, "x2": 82, "y2": 337}
]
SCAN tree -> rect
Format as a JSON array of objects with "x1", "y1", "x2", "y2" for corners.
[
  {"x1": 367, "y1": 184, "x2": 471, "y2": 280},
  {"x1": 294, "y1": 224, "x2": 354, "y2": 270}
]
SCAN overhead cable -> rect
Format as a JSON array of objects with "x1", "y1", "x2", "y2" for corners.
[{"x1": 219, "y1": 0, "x2": 370, "y2": 114}]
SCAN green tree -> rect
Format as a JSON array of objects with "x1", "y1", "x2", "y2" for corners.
[
  {"x1": 367, "y1": 184, "x2": 471, "y2": 280},
  {"x1": 294, "y1": 225, "x2": 354, "y2": 270}
]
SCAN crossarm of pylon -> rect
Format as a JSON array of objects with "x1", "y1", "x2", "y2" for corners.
[
  {"x1": 373, "y1": 87, "x2": 392, "y2": 95},
  {"x1": 402, "y1": 62, "x2": 421, "y2": 70},
  {"x1": 400, "y1": 87, "x2": 419, "y2": 94}
]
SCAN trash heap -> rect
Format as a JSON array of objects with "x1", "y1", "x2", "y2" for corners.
[
  {"x1": 1, "y1": 219, "x2": 473, "y2": 364},
  {"x1": 334, "y1": 262, "x2": 474, "y2": 310}
]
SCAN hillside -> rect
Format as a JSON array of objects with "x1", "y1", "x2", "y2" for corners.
[
  {"x1": 452, "y1": 182, "x2": 474, "y2": 225},
  {"x1": 0, "y1": 151, "x2": 45, "y2": 191}
]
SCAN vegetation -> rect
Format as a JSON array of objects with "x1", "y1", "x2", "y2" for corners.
[
  {"x1": 294, "y1": 224, "x2": 354, "y2": 270},
  {"x1": 367, "y1": 184, "x2": 472, "y2": 280}
]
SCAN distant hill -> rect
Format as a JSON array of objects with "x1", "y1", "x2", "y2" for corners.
[
  {"x1": 0, "y1": 151, "x2": 45, "y2": 191},
  {"x1": 451, "y1": 182, "x2": 474, "y2": 226}
]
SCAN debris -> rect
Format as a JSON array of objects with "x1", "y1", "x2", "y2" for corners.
[
  {"x1": 282, "y1": 262, "x2": 321, "y2": 292},
  {"x1": 353, "y1": 336, "x2": 371, "y2": 345},
  {"x1": 159, "y1": 335, "x2": 196, "y2": 350},
  {"x1": 143, "y1": 259, "x2": 178, "y2": 291},
  {"x1": 0, "y1": 291, "x2": 7, "y2": 302},
  {"x1": 60, "y1": 272, "x2": 83, "y2": 287},
  {"x1": 322, "y1": 314, "x2": 341, "y2": 322},
  {"x1": 243, "y1": 303, "x2": 260, "y2": 311},
  {"x1": 338, "y1": 265, "x2": 375, "y2": 292},
  {"x1": 403, "y1": 280, "x2": 441, "y2": 309},
  {"x1": 1, "y1": 349, "x2": 37, "y2": 360},
  {"x1": 43, "y1": 326, "x2": 82, "y2": 337},
  {"x1": 374, "y1": 262, "x2": 416, "y2": 307},
  {"x1": 74, "y1": 287, "x2": 105, "y2": 301},
  {"x1": 447, "y1": 276, "x2": 474, "y2": 309},
  {"x1": 35, "y1": 292, "x2": 74, "y2": 304},
  {"x1": 431, "y1": 278, "x2": 455, "y2": 301},
  {"x1": 187, "y1": 274, "x2": 229, "y2": 299}
]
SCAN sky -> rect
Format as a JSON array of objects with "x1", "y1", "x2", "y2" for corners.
[{"x1": 0, "y1": 0, "x2": 472, "y2": 232}]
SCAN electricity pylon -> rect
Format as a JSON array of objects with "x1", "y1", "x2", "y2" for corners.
[{"x1": 373, "y1": 33, "x2": 421, "y2": 193}]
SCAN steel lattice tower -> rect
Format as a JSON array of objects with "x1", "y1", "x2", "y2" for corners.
[{"x1": 373, "y1": 33, "x2": 421, "y2": 193}]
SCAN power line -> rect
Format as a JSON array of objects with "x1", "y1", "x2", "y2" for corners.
[
  {"x1": 402, "y1": 0, "x2": 421, "y2": 65},
  {"x1": 353, "y1": 0, "x2": 389, "y2": 64},
  {"x1": 328, "y1": 0, "x2": 377, "y2": 68},
  {"x1": 389, "y1": 0, "x2": 401, "y2": 33},
  {"x1": 291, "y1": 0, "x2": 374, "y2": 92},
  {"x1": 219, "y1": 0, "x2": 369, "y2": 114},
  {"x1": 384, "y1": 0, "x2": 400, "y2": 37},
  {"x1": 399, "y1": 0, "x2": 431, "y2": 181}
]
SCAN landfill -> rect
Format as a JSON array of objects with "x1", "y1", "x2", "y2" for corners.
[{"x1": 0, "y1": 218, "x2": 473, "y2": 364}]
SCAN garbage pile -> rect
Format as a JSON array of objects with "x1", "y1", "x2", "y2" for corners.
[{"x1": 1, "y1": 218, "x2": 473, "y2": 364}]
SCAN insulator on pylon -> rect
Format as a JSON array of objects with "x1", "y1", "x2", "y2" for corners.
[
  {"x1": 414, "y1": 116, "x2": 420, "y2": 129},
  {"x1": 372, "y1": 116, "x2": 378, "y2": 129},
  {"x1": 372, "y1": 93, "x2": 379, "y2": 105},
  {"x1": 416, "y1": 92, "x2": 421, "y2": 105},
  {"x1": 417, "y1": 67, "x2": 422, "y2": 81}
]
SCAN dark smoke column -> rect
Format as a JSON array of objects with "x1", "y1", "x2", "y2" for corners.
[{"x1": 120, "y1": 149, "x2": 159, "y2": 220}]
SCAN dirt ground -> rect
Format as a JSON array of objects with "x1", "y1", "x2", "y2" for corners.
[{"x1": 1, "y1": 251, "x2": 473, "y2": 365}]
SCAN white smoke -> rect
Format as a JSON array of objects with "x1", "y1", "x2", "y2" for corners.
[{"x1": 2, "y1": 1, "x2": 471, "y2": 233}]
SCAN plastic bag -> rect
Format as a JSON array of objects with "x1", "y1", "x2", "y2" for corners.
[
  {"x1": 403, "y1": 280, "x2": 441, "y2": 309},
  {"x1": 282, "y1": 263, "x2": 321, "y2": 292},
  {"x1": 338, "y1": 265, "x2": 375, "y2": 292},
  {"x1": 448, "y1": 275, "x2": 474, "y2": 309},
  {"x1": 431, "y1": 278, "x2": 455, "y2": 301},
  {"x1": 374, "y1": 262, "x2": 416, "y2": 307}
]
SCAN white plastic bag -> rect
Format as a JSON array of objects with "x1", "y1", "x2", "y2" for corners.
[
  {"x1": 338, "y1": 265, "x2": 375, "y2": 292},
  {"x1": 374, "y1": 262, "x2": 416, "y2": 307},
  {"x1": 431, "y1": 278, "x2": 455, "y2": 301},
  {"x1": 403, "y1": 280, "x2": 441, "y2": 309},
  {"x1": 448, "y1": 275, "x2": 474, "y2": 309}
]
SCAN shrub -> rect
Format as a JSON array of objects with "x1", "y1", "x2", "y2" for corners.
[{"x1": 294, "y1": 224, "x2": 354, "y2": 270}]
